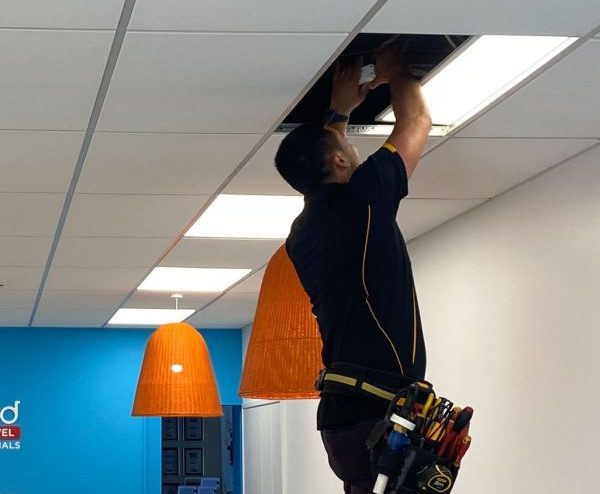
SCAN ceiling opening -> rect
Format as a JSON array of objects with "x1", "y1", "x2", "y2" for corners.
[{"x1": 278, "y1": 33, "x2": 470, "y2": 134}]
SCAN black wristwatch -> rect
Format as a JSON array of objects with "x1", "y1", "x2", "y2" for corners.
[{"x1": 323, "y1": 108, "x2": 350, "y2": 125}]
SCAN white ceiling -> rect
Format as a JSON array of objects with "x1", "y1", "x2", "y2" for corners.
[{"x1": 0, "y1": 0, "x2": 599, "y2": 328}]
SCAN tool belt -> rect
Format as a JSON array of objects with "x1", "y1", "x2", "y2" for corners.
[{"x1": 316, "y1": 365, "x2": 473, "y2": 494}]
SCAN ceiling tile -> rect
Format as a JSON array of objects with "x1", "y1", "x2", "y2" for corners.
[
  {"x1": 0, "y1": 131, "x2": 84, "y2": 193},
  {"x1": 44, "y1": 266, "x2": 148, "y2": 291},
  {"x1": 0, "y1": 1, "x2": 124, "y2": 29},
  {"x1": 0, "y1": 236, "x2": 52, "y2": 266},
  {"x1": 398, "y1": 198, "x2": 485, "y2": 241},
  {"x1": 229, "y1": 268, "x2": 266, "y2": 294},
  {"x1": 53, "y1": 237, "x2": 173, "y2": 268},
  {"x1": 459, "y1": 40, "x2": 600, "y2": 138},
  {"x1": 79, "y1": 132, "x2": 262, "y2": 194},
  {"x1": 130, "y1": 0, "x2": 376, "y2": 32},
  {"x1": 0, "y1": 193, "x2": 64, "y2": 236},
  {"x1": 0, "y1": 30, "x2": 113, "y2": 130},
  {"x1": 163, "y1": 239, "x2": 280, "y2": 269},
  {"x1": 187, "y1": 292, "x2": 258, "y2": 328},
  {"x1": 32, "y1": 307, "x2": 117, "y2": 327},
  {"x1": 225, "y1": 134, "x2": 443, "y2": 195},
  {"x1": 0, "y1": 266, "x2": 44, "y2": 290},
  {"x1": 364, "y1": 0, "x2": 600, "y2": 36},
  {"x1": 62, "y1": 193, "x2": 209, "y2": 237},
  {"x1": 409, "y1": 138, "x2": 597, "y2": 199},
  {"x1": 39, "y1": 289, "x2": 130, "y2": 310},
  {"x1": 98, "y1": 32, "x2": 346, "y2": 132},
  {"x1": 125, "y1": 291, "x2": 216, "y2": 310},
  {"x1": 0, "y1": 309, "x2": 31, "y2": 326},
  {"x1": 0, "y1": 290, "x2": 37, "y2": 309}
]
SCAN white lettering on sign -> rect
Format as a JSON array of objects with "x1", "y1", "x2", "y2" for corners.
[{"x1": 0, "y1": 401, "x2": 20, "y2": 425}]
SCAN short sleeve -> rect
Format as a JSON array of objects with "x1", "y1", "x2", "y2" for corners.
[{"x1": 348, "y1": 146, "x2": 408, "y2": 213}]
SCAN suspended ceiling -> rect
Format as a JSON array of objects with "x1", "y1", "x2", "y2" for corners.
[{"x1": 1, "y1": 0, "x2": 599, "y2": 327}]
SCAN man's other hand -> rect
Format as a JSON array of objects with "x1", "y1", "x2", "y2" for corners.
[
  {"x1": 330, "y1": 58, "x2": 371, "y2": 115},
  {"x1": 370, "y1": 39, "x2": 411, "y2": 89}
]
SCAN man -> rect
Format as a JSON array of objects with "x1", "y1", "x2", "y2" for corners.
[{"x1": 275, "y1": 41, "x2": 432, "y2": 494}]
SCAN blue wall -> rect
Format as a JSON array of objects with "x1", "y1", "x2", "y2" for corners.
[{"x1": 0, "y1": 327, "x2": 242, "y2": 494}]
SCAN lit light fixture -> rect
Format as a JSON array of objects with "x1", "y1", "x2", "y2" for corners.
[
  {"x1": 137, "y1": 266, "x2": 252, "y2": 292},
  {"x1": 378, "y1": 35, "x2": 577, "y2": 133},
  {"x1": 132, "y1": 322, "x2": 222, "y2": 417},
  {"x1": 346, "y1": 124, "x2": 449, "y2": 137},
  {"x1": 108, "y1": 308, "x2": 194, "y2": 326},
  {"x1": 185, "y1": 194, "x2": 304, "y2": 239}
]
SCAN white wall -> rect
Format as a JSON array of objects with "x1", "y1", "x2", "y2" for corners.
[{"x1": 407, "y1": 145, "x2": 600, "y2": 494}]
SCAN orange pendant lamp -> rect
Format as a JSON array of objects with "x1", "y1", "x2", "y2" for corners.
[
  {"x1": 132, "y1": 322, "x2": 222, "y2": 417},
  {"x1": 240, "y1": 245, "x2": 322, "y2": 400}
]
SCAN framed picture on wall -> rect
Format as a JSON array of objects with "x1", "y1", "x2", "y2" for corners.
[
  {"x1": 184, "y1": 448, "x2": 203, "y2": 475},
  {"x1": 162, "y1": 448, "x2": 179, "y2": 475},
  {"x1": 184, "y1": 417, "x2": 203, "y2": 440},
  {"x1": 162, "y1": 417, "x2": 179, "y2": 441}
]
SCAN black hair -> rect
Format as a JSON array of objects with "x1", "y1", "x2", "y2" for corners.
[{"x1": 274, "y1": 122, "x2": 339, "y2": 195}]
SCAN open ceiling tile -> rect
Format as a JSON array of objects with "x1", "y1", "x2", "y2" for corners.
[
  {"x1": 130, "y1": 0, "x2": 377, "y2": 32},
  {"x1": 62, "y1": 193, "x2": 209, "y2": 238},
  {"x1": 364, "y1": 0, "x2": 600, "y2": 36},
  {"x1": 0, "y1": 30, "x2": 113, "y2": 130},
  {"x1": 79, "y1": 133, "x2": 262, "y2": 195},
  {"x1": 409, "y1": 137, "x2": 597, "y2": 199},
  {"x1": 98, "y1": 32, "x2": 346, "y2": 133},
  {"x1": 459, "y1": 40, "x2": 600, "y2": 138},
  {"x1": 0, "y1": 0, "x2": 124, "y2": 29}
]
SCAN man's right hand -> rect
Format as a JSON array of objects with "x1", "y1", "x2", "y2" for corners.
[{"x1": 369, "y1": 39, "x2": 411, "y2": 89}]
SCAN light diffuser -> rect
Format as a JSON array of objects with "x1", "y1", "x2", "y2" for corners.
[
  {"x1": 378, "y1": 35, "x2": 577, "y2": 133},
  {"x1": 185, "y1": 194, "x2": 304, "y2": 239},
  {"x1": 108, "y1": 308, "x2": 195, "y2": 326},
  {"x1": 138, "y1": 267, "x2": 252, "y2": 292}
]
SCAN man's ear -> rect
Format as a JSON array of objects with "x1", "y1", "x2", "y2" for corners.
[{"x1": 331, "y1": 151, "x2": 351, "y2": 171}]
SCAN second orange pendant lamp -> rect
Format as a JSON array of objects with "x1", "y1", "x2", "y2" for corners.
[{"x1": 240, "y1": 245, "x2": 322, "y2": 400}]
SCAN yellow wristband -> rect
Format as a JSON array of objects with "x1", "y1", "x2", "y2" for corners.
[{"x1": 382, "y1": 142, "x2": 397, "y2": 154}]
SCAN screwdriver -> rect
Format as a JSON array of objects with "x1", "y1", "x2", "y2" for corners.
[{"x1": 452, "y1": 435, "x2": 472, "y2": 467}]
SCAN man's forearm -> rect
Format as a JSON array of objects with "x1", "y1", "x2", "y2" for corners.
[{"x1": 389, "y1": 76, "x2": 430, "y2": 127}]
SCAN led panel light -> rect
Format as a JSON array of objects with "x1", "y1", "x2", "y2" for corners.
[
  {"x1": 186, "y1": 194, "x2": 304, "y2": 239},
  {"x1": 378, "y1": 35, "x2": 578, "y2": 133},
  {"x1": 137, "y1": 266, "x2": 252, "y2": 292},
  {"x1": 108, "y1": 308, "x2": 195, "y2": 326}
]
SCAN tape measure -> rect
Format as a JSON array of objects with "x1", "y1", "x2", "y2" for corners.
[{"x1": 418, "y1": 465, "x2": 453, "y2": 493}]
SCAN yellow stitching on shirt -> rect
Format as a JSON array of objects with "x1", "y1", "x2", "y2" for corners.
[
  {"x1": 362, "y1": 204, "x2": 405, "y2": 375},
  {"x1": 382, "y1": 142, "x2": 398, "y2": 154}
]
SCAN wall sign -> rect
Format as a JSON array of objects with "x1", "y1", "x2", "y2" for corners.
[{"x1": 0, "y1": 400, "x2": 21, "y2": 451}]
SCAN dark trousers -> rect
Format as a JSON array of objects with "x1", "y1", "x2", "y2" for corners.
[{"x1": 321, "y1": 418, "x2": 379, "y2": 494}]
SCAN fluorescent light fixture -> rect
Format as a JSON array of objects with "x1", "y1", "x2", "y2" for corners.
[
  {"x1": 346, "y1": 124, "x2": 449, "y2": 137},
  {"x1": 378, "y1": 35, "x2": 577, "y2": 133},
  {"x1": 186, "y1": 194, "x2": 304, "y2": 239},
  {"x1": 138, "y1": 266, "x2": 251, "y2": 292},
  {"x1": 108, "y1": 308, "x2": 195, "y2": 326}
]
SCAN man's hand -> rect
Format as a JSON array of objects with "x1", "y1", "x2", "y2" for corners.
[
  {"x1": 369, "y1": 39, "x2": 411, "y2": 89},
  {"x1": 330, "y1": 58, "x2": 370, "y2": 116}
]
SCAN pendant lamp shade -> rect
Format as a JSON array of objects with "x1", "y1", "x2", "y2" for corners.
[
  {"x1": 132, "y1": 322, "x2": 222, "y2": 417},
  {"x1": 240, "y1": 245, "x2": 322, "y2": 399}
]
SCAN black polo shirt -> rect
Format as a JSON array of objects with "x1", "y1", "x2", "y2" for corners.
[{"x1": 286, "y1": 146, "x2": 426, "y2": 430}]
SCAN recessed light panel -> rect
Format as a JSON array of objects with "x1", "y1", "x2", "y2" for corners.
[
  {"x1": 379, "y1": 35, "x2": 577, "y2": 132},
  {"x1": 138, "y1": 266, "x2": 252, "y2": 292},
  {"x1": 186, "y1": 194, "x2": 304, "y2": 239},
  {"x1": 108, "y1": 308, "x2": 195, "y2": 326}
]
